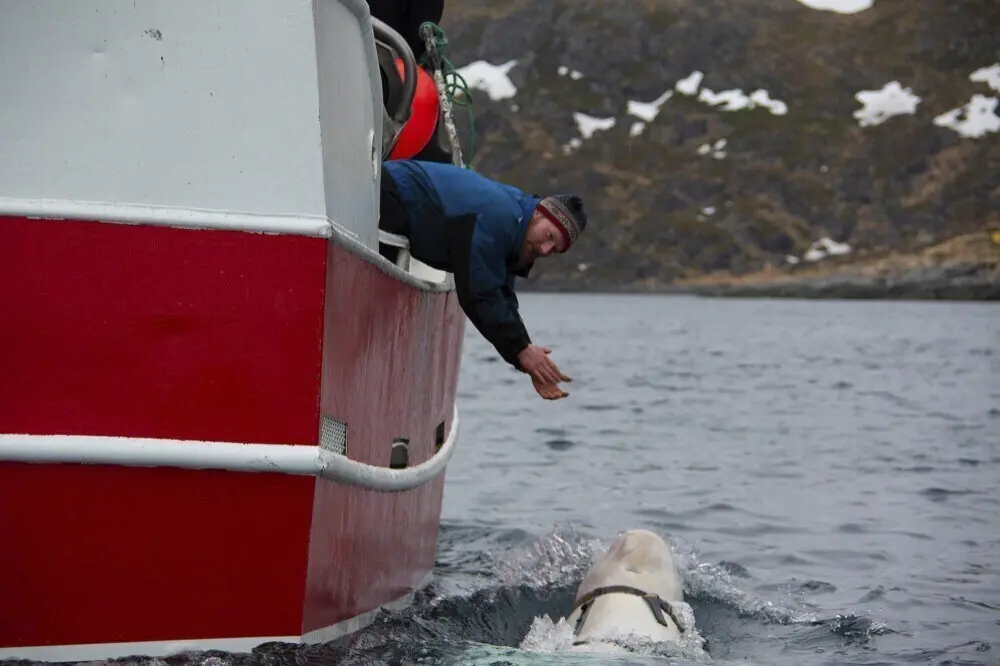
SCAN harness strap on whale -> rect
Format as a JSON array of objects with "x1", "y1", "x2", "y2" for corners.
[{"x1": 571, "y1": 584, "x2": 687, "y2": 644}]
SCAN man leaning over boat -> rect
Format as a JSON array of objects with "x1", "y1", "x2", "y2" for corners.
[{"x1": 378, "y1": 159, "x2": 589, "y2": 401}]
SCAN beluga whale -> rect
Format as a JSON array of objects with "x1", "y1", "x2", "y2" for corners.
[{"x1": 561, "y1": 529, "x2": 696, "y2": 654}]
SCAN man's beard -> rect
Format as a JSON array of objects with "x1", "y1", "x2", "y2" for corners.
[{"x1": 511, "y1": 243, "x2": 536, "y2": 275}]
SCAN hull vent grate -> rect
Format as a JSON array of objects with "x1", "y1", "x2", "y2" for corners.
[{"x1": 320, "y1": 416, "x2": 348, "y2": 455}]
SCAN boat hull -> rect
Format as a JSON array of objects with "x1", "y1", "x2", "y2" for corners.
[{"x1": 0, "y1": 215, "x2": 465, "y2": 660}]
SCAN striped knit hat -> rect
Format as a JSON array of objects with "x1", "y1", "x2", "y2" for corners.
[{"x1": 537, "y1": 195, "x2": 588, "y2": 250}]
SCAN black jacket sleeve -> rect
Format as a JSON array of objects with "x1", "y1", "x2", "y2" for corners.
[{"x1": 447, "y1": 213, "x2": 531, "y2": 370}]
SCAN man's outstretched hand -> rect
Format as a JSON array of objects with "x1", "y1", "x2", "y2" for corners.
[
  {"x1": 517, "y1": 344, "x2": 572, "y2": 400},
  {"x1": 531, "y1": 375, "x2": 569, "y2": 400}
]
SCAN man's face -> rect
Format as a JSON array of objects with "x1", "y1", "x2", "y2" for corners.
[{"x1": 517, "y1": 212, "x2": 568, "y2": 267}]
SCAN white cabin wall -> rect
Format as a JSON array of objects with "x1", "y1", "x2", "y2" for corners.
[{"x1": 0, "y1": 0, "x2": 384, "y2": 250}]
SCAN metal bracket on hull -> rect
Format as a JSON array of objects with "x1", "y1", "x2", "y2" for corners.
[
  {"x1": 0, "y1": 408, "x2": 459, "y2": 493},
  {"x1": 377, "y1": 228, "x2": 412, "y2": 269}
]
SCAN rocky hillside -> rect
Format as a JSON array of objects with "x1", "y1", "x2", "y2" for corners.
[{"x1": 437, "y1": 0, "x2": 1000, "y2": 297}]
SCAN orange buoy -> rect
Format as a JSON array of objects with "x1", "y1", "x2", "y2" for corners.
[{"x1": 389, "y1": 58, "x2": 440, "y2": 160}]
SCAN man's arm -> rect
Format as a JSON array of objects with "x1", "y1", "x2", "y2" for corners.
[
  {"x1": 504, "y1": 272, "x2": 520, "y2": 313},
  {"x1": 447, "y1": 214, "x2": 530, "y2": 369}
]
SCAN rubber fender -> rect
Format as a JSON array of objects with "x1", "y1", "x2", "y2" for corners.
[{"x1": 388, "y1": 59, "x2": 440, "y2": 160}]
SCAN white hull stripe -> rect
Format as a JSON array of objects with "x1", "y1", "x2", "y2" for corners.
[
  {"x1": 0, "y1": 197, "x2": 335, "y2": 238},
  {"x1": 0, "y1": 579, "x2": 424, "y2": 662},
  {"x1": 0, "y1": 407, "x2": 459, "y2": 493}
]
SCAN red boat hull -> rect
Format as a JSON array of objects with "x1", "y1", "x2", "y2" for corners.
[{"x1": 0, "y1": 215, "x2": 464, "y2": 657}]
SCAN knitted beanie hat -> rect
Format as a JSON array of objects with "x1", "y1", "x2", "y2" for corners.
[{"x1": 537, "y1": 195, "x2": 588, "y2": 250}]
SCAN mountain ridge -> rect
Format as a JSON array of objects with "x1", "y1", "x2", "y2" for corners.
[{"x1": 434, "y1": 0, "x2": 999, "y2": 297}]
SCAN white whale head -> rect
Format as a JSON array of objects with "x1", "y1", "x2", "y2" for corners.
[{"x1": 564, "y1": 529, "x2": 687, "y2": 652}]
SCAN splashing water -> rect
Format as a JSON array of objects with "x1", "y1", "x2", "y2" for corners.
[
  {"x1": 491, "y1": 524, "x2": 607, "y2": 590},
  {"x1": 481, "y1": 525, "x2": 853, "y2": 662}
]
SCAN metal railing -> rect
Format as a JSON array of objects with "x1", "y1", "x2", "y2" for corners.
[{"x1": 0, "y1": 405, "x2": 460, "y2": 493}]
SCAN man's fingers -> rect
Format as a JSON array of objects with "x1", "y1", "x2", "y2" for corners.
[
  {"x1": 529, "y1": 355, "x2": 571, "y2": 399},
  {"x1": 531, "y1": 375, "x2": 568, "y2": 400},
  {"x1": 532, "y1": 366, "x2": 556, "y2": 385},
  {"x1": 544, "y1": 382, "x2": 567, "y2": 399},
  {"x1": 547, "y1": 364, "x2": 570, "y2": 385},
  {"x1": 533, "y1": 360, "x2": 571, "y2": 387},
  {"x1": 542, "y1": 357, "x2": 562, "y2": 374},
  {"x1": 539, "y1": 386, "x2": 567, "y2": 400}
]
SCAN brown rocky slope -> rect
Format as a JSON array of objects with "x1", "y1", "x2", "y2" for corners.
[{"x1": 436, "y1": 0, "x2": 1000, "y2": 299}]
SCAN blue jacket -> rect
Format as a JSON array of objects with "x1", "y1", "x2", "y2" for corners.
[{"x1": 381, "y1": 159, "x2": 541, "y2": 369}]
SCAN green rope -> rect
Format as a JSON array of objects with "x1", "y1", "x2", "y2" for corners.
[{"x1": 418, "y1": 21, "x2": 476, "y2": 165}]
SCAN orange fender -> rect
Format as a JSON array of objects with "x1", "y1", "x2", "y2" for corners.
[{"x1": 388, "y1": 59, "x2": 440, "y2": 160}]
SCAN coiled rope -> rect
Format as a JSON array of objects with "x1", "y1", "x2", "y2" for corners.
[{"x1": 418, "y1": 21, "x2": 476, "y2": 167}]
